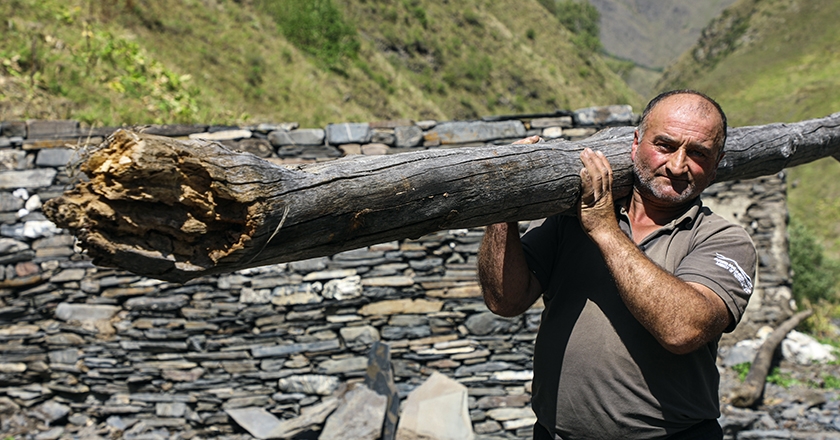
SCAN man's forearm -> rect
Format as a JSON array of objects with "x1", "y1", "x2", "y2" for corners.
[
  {"x1": 590, "y1": 227, "x2": 730, "y2": 354},
  {"x1": 477, "y1": 222, "x2": 542, "y2": 317}
]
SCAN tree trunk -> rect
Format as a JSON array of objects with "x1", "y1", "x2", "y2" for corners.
[
  {"x1": 728, "y1": 310, "x2": 814, "y2": 408},
  {"x1": 43, "y1": 112, "x2": 840, "y2": 282}
]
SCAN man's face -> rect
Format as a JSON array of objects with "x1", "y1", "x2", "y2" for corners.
[{"x1": 631, "y1": 95, "x2": 724, "y2": 206}]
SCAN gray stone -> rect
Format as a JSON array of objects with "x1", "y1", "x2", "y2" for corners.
[
  {"x1": 464, "y1": 312, "x2": 522, "y2": 335},
  {"x1": 257, "y1": 122, "x2": 299, "y2": 132},
  {"x1": 424, "y1": 121, "x2": 526, "y2": 145},
  {"x1": 1, "y1": 220, "x2": 61, "y2": 240},
  {"x1": 35, "y1": 148, "x2": 80, "y2": 167},
  {"x1": 188, "y1": 129, "x2": 252, "y2": 141},
  {"x1": 320, "y1": 384, "x2": 388, "y2": 440},
  {"x1": 395, "y1": 372, "x2": 474, "y2": 440},
  {"x1": 31, "y1": 399, "x2": 70, "y2": 423},
  {"x1": 269, "y1": 128, "x2": 326, "y2": 146},
  {"x1": 124, "y1": 294, "x2": 189, "y2": 311},
  {"x1": 365, "y1": 341, "x2": 400, "y2": 440},
  {"x1": 222, "y1": 395, "x2": 272, "y2": 409},
  {"x1": 225, "y1": 407, "x2": 286, "y2": 439},
  {"x1": 395, "y1": 125, "x2": 424, "y2": 148},
  {"x1": 326, "y1": 122, "x2": 371, "y2": 145},
  {"x1": 322, "y1": 276, "x2": 363, "y2": 300},
  {"x1": 0, "y1": 169, "x2": 57, "y2": 189},
  {"x1": 251, "y1": 339, "x2": 341, "y2": 358},
  {"x1": 1, "y1": 121, "x2": 26, "y2": 138},
  {"x1": 278, "y1": 375, "x2": 340, "y2": 395},
  {"x1": 0, "y1": 193, "x2": 25, "y2": 212},
  {"x1": 0, "y1": 149, "x2": 29, "y2": 170},
  {"x1": 48, "y1": 348, "x2": 81, "y2": 365},
  {"x1": 26, "y1": 120, "x2": 79, "y2": 138},
  {"x1": 573, "y1": 105, "x2": 635, "y2": 126},
  {"x1": 530, "y1": 116, "x2": 573, "y2": 128},
  {"x1": 234, "y1": 138, "x2": 274, "y2": 158},
  {"x1": 318, "y1": 356, "x2": 368, "y2": 374},
  {"x1": 0, "y1": 238, "x2": 28, "y2": 254},
  {"x1": 156, "y1": 402, "x2": 187, "y2": 417},
  {"x1": 340, "y1": 325, "x2": 380, "y2": 347},
  {"x1": 227, "y1": 397, "x2": 340, "y2": 439},
  {"x1": 54, "y1": 303, "x2": 120, "y2": 321},
  {"x1": 454, "y1": 361, "x2": 517, "y2": 377}
]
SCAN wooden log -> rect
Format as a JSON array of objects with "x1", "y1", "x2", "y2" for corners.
[
  {"x1": 43, "y1": 112, "x2": 840, "y2": 282},
  {"x1": 728, "y1": 310, "x2": 814, "y2": 408}
]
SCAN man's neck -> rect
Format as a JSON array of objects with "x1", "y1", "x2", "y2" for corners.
[{"x1": 626, "y1": 190, "x2": 695, "y2": 244}]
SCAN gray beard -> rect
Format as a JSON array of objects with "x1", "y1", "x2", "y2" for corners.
[{"x1": 633, "y1": 161, "x2": 700, "y2": 205}]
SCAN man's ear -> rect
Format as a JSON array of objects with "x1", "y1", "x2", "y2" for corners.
[{"x1": 631, "y1": 130, "x2": 640, "y2": 161}]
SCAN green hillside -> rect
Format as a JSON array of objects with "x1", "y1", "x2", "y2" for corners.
[
  {"x1": 0, "y1": 0, "x2": 642, "y2": 128},
  {"x1": 657, "y1": 0, "x2": 840, "y2": 311}
]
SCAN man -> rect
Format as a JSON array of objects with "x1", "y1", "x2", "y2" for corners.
[{"x1": 477, "y1": 90, "x2": 756, "y2": 439}]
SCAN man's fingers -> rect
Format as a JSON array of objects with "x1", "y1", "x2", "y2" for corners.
[
  {"x1": 579, "y1": 148, "x2": 613, "y2": 203},
  {"x1": 512, "y1": 135, "x2": 542, "y2": 145}
]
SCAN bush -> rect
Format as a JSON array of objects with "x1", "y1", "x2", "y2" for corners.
[
  {"x1": 790, "y1": 218, "x2": 840, "y2": 304},
  {"x1": 260, "y1": 0, "x2": 359, "y2": 70},
  {"x1": 539, "y1": 0, "x2": 602, "y2": 53}
]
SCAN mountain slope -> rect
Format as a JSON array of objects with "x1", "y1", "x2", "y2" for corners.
[
  {"x1": 657, "y1": 0, "x2": 840, "y2": 261},
  {"x1": 591, "y1": 0, "x2": 738, "y2": 70},
  {"x1": 0, "y1": 0, "x2": 642, "y2": 127}
]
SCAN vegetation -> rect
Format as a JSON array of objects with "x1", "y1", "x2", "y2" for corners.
[
  {"x1": 258, "y1": 0, "x2": 360, "y2": 71},
  {"x1": 538, "y1": 0, "x2": 602, "y2": 54},
  {"x1": 789, "y1": 218, "x2": 840, "y2": 305},
  {"x1": 0, "y1": 0, "x2": 642, "y2": 127}
]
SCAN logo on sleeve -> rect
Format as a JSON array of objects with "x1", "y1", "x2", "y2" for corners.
[{"x1": 714, "y1": 253, "x2": 753, "y2": 294}]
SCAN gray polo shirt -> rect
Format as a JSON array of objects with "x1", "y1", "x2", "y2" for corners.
[{"x1": 522, "y1": 197, "x2": 756, "y2": 440}]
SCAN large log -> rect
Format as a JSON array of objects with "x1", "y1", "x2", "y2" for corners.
[{"x1": 43, "y1": 113, "x2": 840, "y2": 282}]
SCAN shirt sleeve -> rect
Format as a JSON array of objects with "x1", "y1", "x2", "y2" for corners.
[
  {"x1": 520, "y1": 215, "x2": 562, "y2": 293},
  {"x1": 674, "y1": 220, "x2": 757, "y2": 333}
]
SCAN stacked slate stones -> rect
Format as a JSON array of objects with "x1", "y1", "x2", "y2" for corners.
[{"x1": 0, "y1": 107, "x2": 792, "y2": 440}]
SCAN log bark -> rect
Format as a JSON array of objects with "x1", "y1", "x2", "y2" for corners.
[
  {"x1": 728, "y1": 310, "x2": 814, "y2": 408},
  {"x1": 43, "y1": 112, "x2": 840, "y2": 282}
]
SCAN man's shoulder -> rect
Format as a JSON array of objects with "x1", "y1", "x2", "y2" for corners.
[{"x1": 693, "y1": 201, "x2": 755, "y2": 245}]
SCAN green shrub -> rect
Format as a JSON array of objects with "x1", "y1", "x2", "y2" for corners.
[
  {"x1": 540, "y1": 0, "x2": 602, "y2": 54},
  {"x1": 260, "y1": 0, "x2": 359, "y2": 70},
  {"x1": 790, "y1": 218, "x2": 840, "y2": 304}
]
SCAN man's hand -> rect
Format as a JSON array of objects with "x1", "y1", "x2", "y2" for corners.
[{"x1": 578, "y1": 147, "x2": 617, "y2": 238}]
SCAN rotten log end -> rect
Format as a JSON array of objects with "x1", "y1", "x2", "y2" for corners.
[{"x1": 43, "y1": 129, "x2": 263, "y2": 282}]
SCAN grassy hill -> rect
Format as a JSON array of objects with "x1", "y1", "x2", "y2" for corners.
[
  {"x1": 657, "y1": 0, "x2": 840, "y2": 312},
  {"x1": 0, "y1": 0, "x2": 642, "y2": 128}
]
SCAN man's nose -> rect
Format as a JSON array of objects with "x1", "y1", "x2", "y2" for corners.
[{"x1": 666, "y1": 149, "x2": 688, "y2": 174}]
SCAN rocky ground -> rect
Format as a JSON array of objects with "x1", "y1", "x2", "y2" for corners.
[{"x1": 718, "y1": 355, "x2": 840, "y2": 439}]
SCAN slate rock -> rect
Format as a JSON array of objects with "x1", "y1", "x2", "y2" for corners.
[
  {"x1": 424, "y1": 121, "x2": 525, "y2": 145},
  {"x1": 340, "y1": 325, "x2": 381, "y2": 347},
  {"x1": 365, "y1": 341, "x2": 400, "y2": 440},
  {"x1": 320, "y1": 384, "x2": 388, "y2": 440},
  {"x1": 0, "y1": 169, "x2": 57, "y2": 190},
  {"x1": 26, "y1": 120, "x2": 79, "y2": 138},
  {"x1": 395, "y1": 126, "x2": 424, "y2": 148},
  {"x1": 573, "y1": 105, "x2": 634, "y2": 126},
  {"x1": 269, "y1": 128, "x2": 326, "y2": 146},
  {"x1": 464, "y1": 312, "x2": 522, "y2": 335},
  {"x1": 31, "y1": 399, "x2": 70, "y2": 423},
  {"x1": 326, "y1": 123, "x2": 371, "y2": 145},
  {"x1": 395, "y1": 371, "x2": 474, "y2": 440},
  {"x1": 54, "y1": 303, "x2": 120, "y2": 321},
  {"x1": 35, "y1": 148, "x2": 79, "y2": 167},
  {"x1": 278, "y1": 375, "x2": 340, "y2": 395}
]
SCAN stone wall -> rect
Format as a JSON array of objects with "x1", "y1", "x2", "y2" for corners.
[{"x1": 0, "y1": 108, "x2": 793, "y2": 439}]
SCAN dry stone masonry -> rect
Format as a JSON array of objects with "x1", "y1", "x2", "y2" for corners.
[{"x1": 0, "y1": 107, "x2": 793, "y2": 439}]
